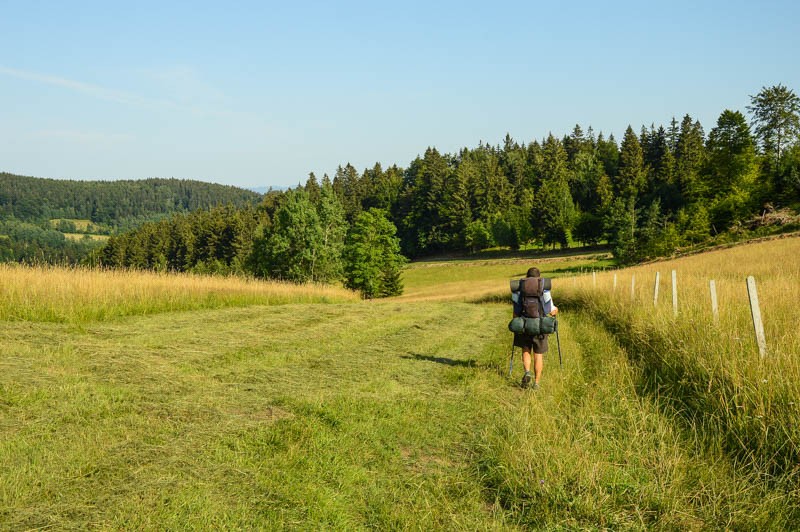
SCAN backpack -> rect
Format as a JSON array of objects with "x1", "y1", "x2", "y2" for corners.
[{"x1": 509, "y1": 276, "x2": 556, "y2": 335}]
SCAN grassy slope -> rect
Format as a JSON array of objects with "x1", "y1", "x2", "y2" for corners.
[
  {"x1": 2, "y1": 302, "x2": 511, "y2": 529},
  {"x1": 1, "y1": 246, "x2": 798, "y2": 528}
]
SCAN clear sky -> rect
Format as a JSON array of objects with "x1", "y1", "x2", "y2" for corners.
[{"x1": 2, "y1": 0, "x2": 799, "y2": 189}]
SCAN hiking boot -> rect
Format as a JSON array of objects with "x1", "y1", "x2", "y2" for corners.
[
  {"x1": 521, "y1": 372, "x2": 532, "y2": 389},
  {"x1": 531, "y1": 382, "x2": 540, "y2": 391}
]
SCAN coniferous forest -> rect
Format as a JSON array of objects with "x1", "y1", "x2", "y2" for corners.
[
  {"x1": 0, "y1": 174, "x2": 261, "y2": 264},
  {"x1": 5, "y1": 85, "x2": 800, "y2": 296}
]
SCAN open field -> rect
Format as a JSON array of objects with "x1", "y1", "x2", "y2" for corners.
[
  {"x1": 2, "y1": 240, "x2": 799, "y2": 528},
  {"x1": 399, "y1": 252, "x2": 612, "y2": 302},
  {"x1": 0, "y1": 264, "x2": 358, "y2": 323},
  {"x1": 62, "y1": 232, "x2": 109, "y2": 242},
  {"x1": 50, "y1": 219, "x2": 95, "y2": 232}
]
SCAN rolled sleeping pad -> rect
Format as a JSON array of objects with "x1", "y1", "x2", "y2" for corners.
[
  {"x1": 508, "y1": 316, "x2": 557, "y2": 336},
  {"x1": 508, "y1": 316, "x2": 525, "y2": 333},
  {"x1": 523, "y1": 317, "x2": 541, "y2": 335},
  {"x1": 539, "y1": 316, "x2": 557, "y2": 334}
]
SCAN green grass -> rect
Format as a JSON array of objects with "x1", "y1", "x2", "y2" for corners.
[
  {"x1": 399, "y1": 253, "x2": 612, "y2": 303},
  {"x1": 0, "y1": 264, "x2": 358, "y2": 323},
  {"x1": 2, "y1": 245, "x2": 799, "y2": 528},
  {"x1": 474, "y1": 315, "x2": 795, "y2": 528},
  {"x1": 1, "y1": 302, "x2": 511, "y2": 528}
]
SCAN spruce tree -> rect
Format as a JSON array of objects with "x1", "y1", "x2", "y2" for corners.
[
  {"x1": 616, "y1": 126, "x2": 647, "y2": 202},
  {"x1": 747, "y1": 84, "x2": 800, "y2": 163},
  {"x1": 675, "y1": 115, "x2": 707, "y2": 204}
]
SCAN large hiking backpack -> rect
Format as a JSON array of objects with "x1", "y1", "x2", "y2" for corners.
[{"x1": 508, "y1": 276, "x2": 556, "y2": 335}]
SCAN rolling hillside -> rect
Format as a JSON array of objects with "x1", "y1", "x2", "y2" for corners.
[
  {"x1": 0, "y1": 172, "x2": 262, "y2": 229},
  {"x1": 1, "y1": 239, "x2": 798, "y2": 528}
]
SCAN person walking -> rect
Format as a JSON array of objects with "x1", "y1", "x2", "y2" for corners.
[{"x1": 513, "y1": 267, "x2": 558, "y2": 389}]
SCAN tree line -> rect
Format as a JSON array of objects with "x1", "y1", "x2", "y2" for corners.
[
  {"x1": 98, "y1": 84, "x2": 799, "y2": 295},
  {"x1": 0, "y1": 174, "x2": 261, "y2": 229},
  {"x1": 348, "y1": 84, "x2": 796, "y2": 263},
  {"x1": 98, "y1": 183, "x2": 405, "y2": 298},
  {"x1": 6, "y1": 84, "x2": 799, "y2": 292}
]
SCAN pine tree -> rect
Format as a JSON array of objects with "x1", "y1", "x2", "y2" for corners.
[
  {"x1": 532, "y1": 136, "x2": 576, "y2": 248},
  {"x1": 616, "y1": 126, "x2": 647, "y2": 202},
  {"x1": 706, "y1": 110, "x2": 758, "y2": 199},
  {"x1": 747, "y1": 84, "x2": 800, "y2": 163},
  {"x1": 675, "y1": 115, "x2": 707, "y2": 203},
  {"x1": 604, "y1": 197, "x2": 637, "y2": 263},
  {"x1": 333, "y1": 163, "x2": 364, "y2": 222},
  {"x1": 305, "y1": 172, "x2": 321, "y2": 205},
  {"x1": 596, "y1": 132, "x2": 620, "y2": 179}
]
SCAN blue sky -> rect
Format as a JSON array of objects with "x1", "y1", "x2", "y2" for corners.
[{"x1": 2, "y1": 0, "x2": 799, "y2": 189}]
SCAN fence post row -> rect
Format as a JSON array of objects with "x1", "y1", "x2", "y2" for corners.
[{"x1": 583, "y1": 268, "x2": 768, "y2": 359}]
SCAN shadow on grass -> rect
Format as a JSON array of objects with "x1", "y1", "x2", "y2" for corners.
[{"x1": 401, "y1": 353, "x2": 477, "y2": 367}]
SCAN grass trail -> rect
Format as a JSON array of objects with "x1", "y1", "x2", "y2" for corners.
[
  {"x1": 472, "y1": 313, "x2": 796, "y2": 529},
  {"x1": 3, "y1": 300, "x2": 796, "y2": 527},
  {"x1": 2, "y1": 242, "x2": 798, "y2": 528},
  {"x1": 1, "y1": 301, "x2": 510, "y2": 529}
]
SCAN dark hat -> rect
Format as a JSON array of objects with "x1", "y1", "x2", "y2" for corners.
[{"x1": 526, "y1": 267, "x2": 540, "y2": 278}]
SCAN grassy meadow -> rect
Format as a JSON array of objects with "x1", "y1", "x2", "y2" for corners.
[
  {"x1": 0, "y1": 264, "x2": 358, "y2": 323},
  {"x1": 557, "y1": 236, "x2": 800, "y2": 486},
  {"x1": 2, "y1": 239, "x2": 799, "y2": 528},
  {"x1": 398, "y1": 251, "x2": 613, "y2": 302}
]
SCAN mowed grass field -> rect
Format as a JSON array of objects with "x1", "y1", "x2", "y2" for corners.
[{"x1": 1, "y1": 240, "x2": 799, "y2": 529}]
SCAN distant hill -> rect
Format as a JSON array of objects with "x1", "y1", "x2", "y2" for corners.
[{"x1": 0, "y1": 172, "x2": 262, "y2": 231}]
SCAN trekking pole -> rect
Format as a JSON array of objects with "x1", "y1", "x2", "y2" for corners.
[
  {"x1": 508, "y1": 344, "x2": 515, "y2": 377},
  {"x1": 555, "y1": 319, "x2": 563, "y2": 368}
]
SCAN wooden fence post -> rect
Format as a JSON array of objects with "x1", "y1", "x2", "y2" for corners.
[
  {"x1": 709, "y1": 279, "x2": 719, "y2": 325},
  {"x1": 653, "y1": 272, "x2": 660, "y2": 307},
  {"x1": 746, "y1": 276, "x2": 767, "y2": 358},
  {"x1": 671, "y1": 270, "x2": 678, "y2": 317},
  {"x1": 613, "y1": 273, "x2": 617, "y2": 291},
  {"x1": 593, "y1": 270, "x2": 596, "y2": 288}
]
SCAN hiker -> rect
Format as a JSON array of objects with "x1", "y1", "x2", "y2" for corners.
[{"x1": 513, "y1": 267, "x2": 558, "y2": 389}]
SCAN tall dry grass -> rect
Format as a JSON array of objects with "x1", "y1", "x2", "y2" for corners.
[
  {"x1": 0, "y1": 264, "x2": 359, "y2": 323},
  {"x1": 558, "y1": 236, "x2": 800, "y2": 481}
]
